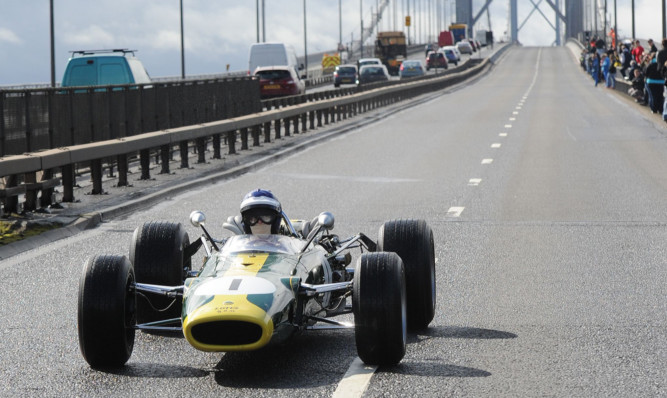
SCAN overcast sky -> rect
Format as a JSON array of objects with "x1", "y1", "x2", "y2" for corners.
[{"x1": 0, "y1": 0, "x2": 662, "y2": 86}]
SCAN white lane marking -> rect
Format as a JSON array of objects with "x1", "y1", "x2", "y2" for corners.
[
  {"x1": 512, "y1": 111, "x2": 519, "y2": 115},
  {"x1": 504, "y1": 124, "x2": 512, "y2": 128},
  {"x1": 333, "y1": 357, "x2": 377, "y2": 398},
  {"x1": 491, "y1": 143, "x2": 501, "y2": 148},
  {"x1": 499, "y1": 133, "x2": 508, "y2": 137},
  {"x1": 468, "y1": 178, "x2": 482, "y2": 186},
  {"x1": 516, "y1": 106, "x2": 522, "y2": 109},
  {"x1": 482, "y1": 158, "x2": 493, "y2": 164},
  {"x1": 509, "y1": 117, "x2": 516, "y2": 121},
  {"x1": 446, "y1": 207, "x2": 465, "y2": 217}
]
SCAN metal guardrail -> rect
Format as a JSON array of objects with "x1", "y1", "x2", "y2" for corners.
[
  {"x1": 0, "y1": 51, "x2": 505, "y2": 215},
  {"x1": 0, "y1": 77, "x2": 261, "y2": 157}
]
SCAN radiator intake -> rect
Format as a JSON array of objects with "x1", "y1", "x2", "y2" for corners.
[{"x1": 191, "y1": 321, "x2": 263, "y2": 346}]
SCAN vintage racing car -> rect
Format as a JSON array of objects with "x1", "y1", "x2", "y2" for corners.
[{"x1": 77, "y1": 210, "x2": 436, "y2": 368}]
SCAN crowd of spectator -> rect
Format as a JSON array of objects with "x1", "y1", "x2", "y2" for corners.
[{"x1": 580, "y1": 36, "x2": 667, "y2": 121}]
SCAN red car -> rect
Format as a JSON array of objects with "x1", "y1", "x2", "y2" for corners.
[
  {"x1": 425, "y1": 51, "x2": 448, "y2": 71},
  {"x1": 254, "y1": 66, "x2": 305, "y2": 98}
]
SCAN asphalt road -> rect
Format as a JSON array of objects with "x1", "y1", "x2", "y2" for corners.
[{"x1": 1, "y1": 46, "x2": 666, "y2": 397}]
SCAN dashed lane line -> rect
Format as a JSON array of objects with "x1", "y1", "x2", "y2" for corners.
[
  {"x1": 332, "y1": 357, "x2": 378, "y2": 398},
  {"x1": 446, "y1": 207, "x2": 465, "y2": 217}
]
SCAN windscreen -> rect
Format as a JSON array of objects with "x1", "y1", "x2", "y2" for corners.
[
  {"x1": 362, "y1": 67, "x2": 383, "y2": 76},
  {"x1": 337, "y1": 66, "x2": 356, "y2": 74},
  {"x1": 256, "y1": 70, "x2": 292, "y2": 80},
  {"x1": 222, "y1": 235, "x2": 301, "y2": 255}
]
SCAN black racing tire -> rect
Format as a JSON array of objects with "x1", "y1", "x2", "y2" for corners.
[
  {"x1": 130, "y1": 221, "x2": 191, "y2": 324},
  {"x1": 78, "y1": 255, "x2": 136, "y2": 368},
  {"x1": 378, "y1": 219, "x2": 436, "y2": 330},
  {"x1": 353, "y1": 252, "x2": 407, "y2": 366}
]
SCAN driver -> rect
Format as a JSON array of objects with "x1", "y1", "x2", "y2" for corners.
[{"x1": 240, "y1": 189, "x2": 283, "y2": 234}]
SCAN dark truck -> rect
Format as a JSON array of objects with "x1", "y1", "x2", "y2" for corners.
[{"x1": 375, "y1": 31, "x2": 407, "y2": 76}]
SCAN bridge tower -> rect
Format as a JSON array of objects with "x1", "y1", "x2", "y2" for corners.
[{"x1": 454, "y1": 0, "x2": 584, "y2": 46}]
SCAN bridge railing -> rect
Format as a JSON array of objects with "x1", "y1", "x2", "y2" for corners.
[
  {"x1": 0, "y1": 77, "x2": 262, "y2": 157},
  {"x1": 0, "y1": 47, "x2": 510, "y2": 215}
]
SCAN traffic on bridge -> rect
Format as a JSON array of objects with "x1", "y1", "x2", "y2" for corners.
[{"x1": 1, "y1": 1, "x2": 666, "y2": 397}]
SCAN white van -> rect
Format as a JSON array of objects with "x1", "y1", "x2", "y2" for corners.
[{"x1": 248, "y1": 42, "x2": 303, "y2": 76}]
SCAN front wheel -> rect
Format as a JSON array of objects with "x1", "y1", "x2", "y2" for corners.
[
  {"x1": 130, "y1": 221, "x2": 190, "y2": 324},
  {"x1": 78, "y1": 255, "x2": 136, "y2": 368},
  {"x1": 378, "y1": 219, "x2": 436, "y2": 330},
  {"x1": 353, "y1": 252, "x2": 407, "y2": 366}
]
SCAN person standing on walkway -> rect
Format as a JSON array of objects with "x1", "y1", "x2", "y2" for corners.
[
  {"x1": 654, "y1": 39, "x2": 667, "y2": 120},
  {"x1": 632, "y1": 40, "x2": 645, "y2": 64},
  {"x1": 620, "y1": 44, "x2": 632, "y2": 79},
  {"x1": 601, "y1": 53, "x2": 611, "y2": 88},
  {"x1": 644, "y1": 54, "x2": 664, "y2": 113},
  {"x1": 607, "y1": 53, "x2": 617, "y2": 89},
  {"x1": 591, "y1": 52, "x2": 601, "y2": 87}
]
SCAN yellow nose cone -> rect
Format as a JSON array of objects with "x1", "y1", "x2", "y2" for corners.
[{"x1": 183, "y1": 294, "x2": 274, "y2": 351}]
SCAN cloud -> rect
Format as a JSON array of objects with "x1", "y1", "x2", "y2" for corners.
[
  {"x1": 61, "y1": 24, "x2": 115, "y2": 49},
  {"x1": 0, "y1": 28, "x2": 22, "y2": 44}
]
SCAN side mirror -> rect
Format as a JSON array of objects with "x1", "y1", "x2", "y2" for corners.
[
  {"x1": 301, "y1": 212, "x2": 335, "y2": 253},
  {"x1": 190, "y1": 211, "x2": 206, "y2": 228},
  {"x1": 190, "y1": 210, "x2": 219, "y2": 251},
  {"x1": 317, "y1": 212, "x2": 334, "y2": 230}
]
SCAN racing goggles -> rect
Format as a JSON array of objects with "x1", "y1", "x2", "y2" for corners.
[{"x1": 244, "y1": 214, "x2": 277, "y2": 226}]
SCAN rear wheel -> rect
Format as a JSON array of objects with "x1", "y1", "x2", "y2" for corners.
[
  {"x1": 353, "y1": 252, "x2": 407, "y2": 366},
  {"x1": 78, "y1": 255, "x2": 135, "y2": 368},
  {"x1": 130, "y1": 221, "x2": 190, "y2": 324},
  {"x1": 378, "y1": 219, "x2": 436, "y2": 330}
]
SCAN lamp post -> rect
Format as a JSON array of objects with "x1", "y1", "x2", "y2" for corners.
[
  {"x1": 50, "y1": 0, "x2": 55, "y2": 87},
  {"x1": 614, "y1": 0, "x2": 617, "y2": 50},
  {"x1": 360, "y1": 0, "x2": 364, "y2": 57},
  {"x1": 180, "y1": 0, "x2": 185, "y2": 79},
  {"x1": 262, "y1": 0, "x2": 266, "y2": 42},
  {"x1": 304, "y1": 0, "x2": 308, "y2": 78},
  {"x1": 339, "y1": 0, "x2": 342, "y2": 49},
  {"x1": 631, "y1": 0, "x2": 635, "y2": 39}
]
